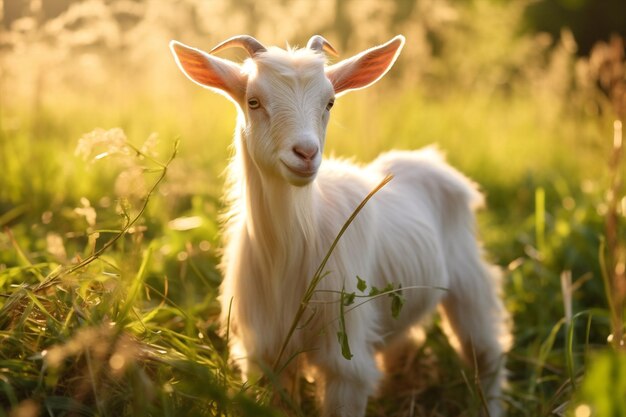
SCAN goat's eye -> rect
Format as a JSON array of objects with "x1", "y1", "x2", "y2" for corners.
[
  {"x1": 248, "y1": 97, "x2": 261, "y2": 109},
  {"x1": 326, "y1": 99, "x2": 335, "y2": 111}
]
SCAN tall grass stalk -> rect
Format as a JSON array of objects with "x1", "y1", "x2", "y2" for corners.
[
  {"x1": 601, "y1": 120, "x2": 625, "y2": 349},
  {"x1": 272, "y1": 175, "x2": 393, "y2": 372},
  {"x1": 535, "y1": 187, "x2": 546, "y2": 258},
  {"x1": 560, "y1": 271, "x2": 577, "y2": 391}
]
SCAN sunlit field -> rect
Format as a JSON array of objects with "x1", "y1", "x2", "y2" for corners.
[{"x1": 1, "y1": 1, "x2": 625, "y2": 416}]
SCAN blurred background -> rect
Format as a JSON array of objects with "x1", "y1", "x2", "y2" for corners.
[
  {"x1": 1, "y1": 1, "x2": 625, "y2": 416},
  {"x1": 1, "y1": 0, "x2": 625, "y2": 204}
]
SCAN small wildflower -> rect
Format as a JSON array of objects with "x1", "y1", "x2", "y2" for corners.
[
  {"x1": 46, "y1": 233, "x2": 67, "y2": 262},
  {"x1": 115, "y1": 166, "x2": 147, "y2": 198},
  {"x1": 74, "y1": 197, "x2": 97, "y2": 226},
  {"x1": 140, "y1": 132, "x2": 159, "y2": 158},
  {"x1": 75, "y1": 128, "x2": 129, "y2": 162}
]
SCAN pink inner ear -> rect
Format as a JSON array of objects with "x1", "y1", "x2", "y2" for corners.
[
  {"x1": 173, "y1": 44, "x2": 244, "y2": 99},
  {"x1": 335, "y1": 50, "x2": 394, "y2": 92},
  {"x1": 179, "y1": 50, "x2": 219, "y2": 85},
  {"x1": 328, "y1": 37, "x2": 403, "y2": 95}
]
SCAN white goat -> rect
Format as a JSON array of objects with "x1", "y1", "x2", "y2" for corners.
[{"x1": 170, "y1": 35, "x2": 510, "y2": 417}]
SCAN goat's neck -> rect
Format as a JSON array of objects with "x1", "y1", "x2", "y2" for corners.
[{"x1": 235, "y1": 126, "x2": 318, "y2": 279}]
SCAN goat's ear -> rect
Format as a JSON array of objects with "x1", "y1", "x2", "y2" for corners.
[
  {"x1": 326, "y1": 35, "x2": 405, "y2": 96},
  {"x1": 170, "y1": 40, "x2": 246, "y2": 103}
]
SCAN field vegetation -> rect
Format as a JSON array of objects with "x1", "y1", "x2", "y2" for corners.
[{"x1": 1, "y1": 0, "x2": 625, "y2": 416}]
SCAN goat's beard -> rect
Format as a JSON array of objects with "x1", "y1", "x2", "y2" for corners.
[{"x1": 285, "y1": 173, "x2": 317, "y2": 187}]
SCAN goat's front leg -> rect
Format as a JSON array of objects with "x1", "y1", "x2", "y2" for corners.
[
  {"x1": 317, "y1": 354, "x2": 381, "y2": 417},
  {"x1": 321, "y1": 376, "x2": 369, "y2": 417}
]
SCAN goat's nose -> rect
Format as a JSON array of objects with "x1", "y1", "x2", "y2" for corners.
[{"x1": 292, "y1": 143, "x2": 319, "y2": 161}]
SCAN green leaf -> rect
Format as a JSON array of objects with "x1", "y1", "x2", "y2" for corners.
[
  {"x1": 388, "y1": 284, "x2": 405, "y2": 319},
  {"x1": 343, "y1": 291, "x2": 356, "y2": 306},
  {"x1": 356, "y1": 276, "x2": 367, "y2": 292},
  {"x1": 337, "y1": 286, "x2": 353, "y2": 360},
  {"x1": 390, "y1": 293, "x2": 405, "y2": 319},
  {"x1": 336, "y1": 331, "x2": 353, "y2": 360},
  {"x1": 368, "y1": 287, "x2": 379, "y2": 296}
]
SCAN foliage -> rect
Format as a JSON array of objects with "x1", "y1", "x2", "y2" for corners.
[{"x1": 1, "y1": 0, "x2": 625, "y2": 416}]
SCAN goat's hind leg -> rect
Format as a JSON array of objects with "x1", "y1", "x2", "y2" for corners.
[{"x1": 440, "y1": 255, "x2": 510, "y2": 417}]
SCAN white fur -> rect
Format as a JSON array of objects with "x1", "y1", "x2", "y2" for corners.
[{"x1": 171, "y1": 36, "x2": 510, "y2": 417}]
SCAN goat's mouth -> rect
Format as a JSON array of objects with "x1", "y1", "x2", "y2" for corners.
[{"x1": 281, "y1": 161, "x2": 318, "y2": 184}]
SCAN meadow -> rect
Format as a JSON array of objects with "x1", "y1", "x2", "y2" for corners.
[{"x1": 1, "y1": 1, "x2": 625, "y2": 416}]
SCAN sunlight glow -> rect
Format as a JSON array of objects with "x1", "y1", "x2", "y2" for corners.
[
  {"x1": 168, "y1": 216, "x2": 203, "y2": 231},
  {"x1": 109, "y1": 353, "x2": 126, "y2": 371},
  {"x1": 2, "y1": 1, "x2": 625, "y2": 415},
  {"x1": 614, "y1": 120, "x2": 623, "y2": 149},
  {"x1": 575, "y1": 404, "x2": 592, "y2": 417}
]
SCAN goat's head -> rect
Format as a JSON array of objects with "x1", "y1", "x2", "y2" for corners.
[{"x1": 170, "y1": 35, "x2": 404, "y2": 186}]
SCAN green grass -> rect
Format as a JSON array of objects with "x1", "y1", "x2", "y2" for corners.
[
  {"x1": 1, "y1": 1, "x2": 626, "y2": 414},
  {"x1": 2, "y1": 86, "x2": 624, "y2": 416}
]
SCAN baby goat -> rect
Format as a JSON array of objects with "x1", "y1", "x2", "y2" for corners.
[{"x1": 170, "y1": 35, "x2": 509, "y2": 417}]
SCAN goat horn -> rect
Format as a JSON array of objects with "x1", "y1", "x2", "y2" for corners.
[
  {"x1": 210, "y1": 35, "x2": 267, "y2": 57},
  {"x1": 307, "y1": 35, "x2": 339, "y2": 57}
]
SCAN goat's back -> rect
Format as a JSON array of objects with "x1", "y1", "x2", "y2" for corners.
[{"x1": 313, "y1": 147, "x2": 484, "y2": 335}]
